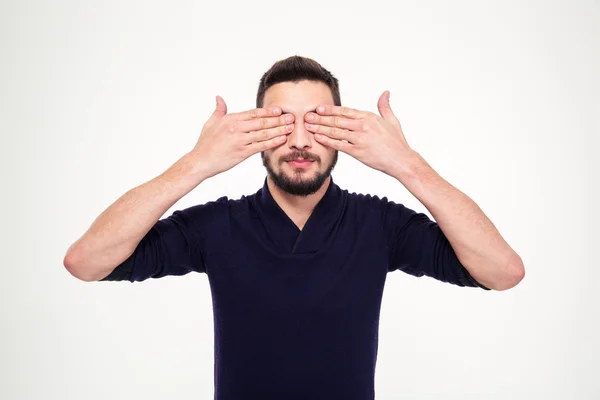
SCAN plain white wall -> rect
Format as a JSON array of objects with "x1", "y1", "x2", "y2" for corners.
[{"x1": 1, "y1": 0, "x2": 597, "y2": 398}]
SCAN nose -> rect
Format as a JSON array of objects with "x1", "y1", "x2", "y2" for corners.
[{"x1": 287, "y1": 115, "x2": 313, "y2": 150}]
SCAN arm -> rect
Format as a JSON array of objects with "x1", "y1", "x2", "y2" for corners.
[
  {"x1": 63, "y1": 152, "x2": 210, "y2": 282},
  {"x1": 64, "y1": 97, "x2": 294, "y2": 282},
  {"x1": 383, "y1": 198, "x2": 491, "y2": 289},
  {"x1": 304, "y1": 92, "x2": 525, "y2": 291},
  {"x1": 390, "y1": 151, "x2": 525, "y2": 291}
]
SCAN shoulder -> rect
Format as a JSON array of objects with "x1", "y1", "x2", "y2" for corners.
[
  {"x1": 345, "y1": 189, "x2": 397, "y2": 215},
  {"x1": 177, "y1": 195, "x2": 230, "y2": 224},
  {"x1": 171, "y1": 195, "x2": 233, "y2": 243},
  {"x1": 344, "y1": 189, "x2": 420, "y2": 235},
  {"x1": 342, "y1": 190, "x2": 392, "y2": 229}
]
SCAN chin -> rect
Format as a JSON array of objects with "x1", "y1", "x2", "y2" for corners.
[
  {"x1": 269, "y1": 165, "x2": 328, "y2": 197},
  {"x1": 261, "y1": 150, "x2": 338, "y2": 196}
]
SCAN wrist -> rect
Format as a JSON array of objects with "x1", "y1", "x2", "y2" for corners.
[
  {"x1": 156, "y1": 153, "x2": 210, "y2": 196},
  {"x1": 391, "y1": 150, "x2": 438, "y2": 199},
  {"x1": 390, "y1": 150, "x2": 425, "y2": 181},
  {"x1": 181, "y1": 150, "x2": 214, "y2": 181}
]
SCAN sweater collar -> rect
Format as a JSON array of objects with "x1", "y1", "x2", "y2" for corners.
[{"x1": 253, "y1": 175, "x2": 346, "y2": 254}]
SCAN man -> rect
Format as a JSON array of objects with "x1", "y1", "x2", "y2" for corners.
[{"x1": 64, "y1": 56, "x2": 524, "y2": 399}]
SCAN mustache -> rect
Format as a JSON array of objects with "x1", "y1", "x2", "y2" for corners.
[{"x1": 283, "y1": 152, "x2": 319, "y2": 162}]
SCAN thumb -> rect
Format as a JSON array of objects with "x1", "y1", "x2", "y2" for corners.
[
  {"x1": 213, "y1": 95, "x2": 227, "y2": 118},
  {"x1": 377, "y1": 90, "x2": 400, "y2": 125}
]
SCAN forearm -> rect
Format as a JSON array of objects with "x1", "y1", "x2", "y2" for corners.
[
  {"x1": 392, "y1": 151, "x2": 524, "y2": 291},
  {"x1": 64, "y1": 152, "x2": 209, "y2": 281}
]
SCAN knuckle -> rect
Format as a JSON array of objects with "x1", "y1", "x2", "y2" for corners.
[
  {"x1": 234, "y1": 135, "x2": 245, "y2": 146},
  {"x1": 250, "y1": 109, "x2": 258, "y2": 118},
  {"x1": 228, "y1": 124, "x2": 236, "y2": 133},
  {"x1": 260, "y1": 117, "x2": 268, "y2": 128}
]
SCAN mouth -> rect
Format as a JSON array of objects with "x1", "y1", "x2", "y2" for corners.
[{"x1": 287, "y1": 159, "x2": 314, "y2": 168}]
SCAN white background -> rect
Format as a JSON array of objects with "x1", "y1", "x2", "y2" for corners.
[{"x1": 1, "y1": 0, "x2": 597, "y2": 399}]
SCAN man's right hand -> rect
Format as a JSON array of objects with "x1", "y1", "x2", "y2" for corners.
[{"x1": 190, "y1": 96, "x2": 295, "y2": 178}]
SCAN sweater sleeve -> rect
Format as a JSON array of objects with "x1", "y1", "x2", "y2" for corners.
[
  {"x1": 382, "y1": 197, "x2": 490, "y2": 290},
  {"x1": 99, "y1": 196, "x2": 228, "y2": 282}
]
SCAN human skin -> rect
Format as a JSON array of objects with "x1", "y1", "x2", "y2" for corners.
[
  {"x1": 63, "y1": 98, "x2": 293, "y2": 281},
  {"x1": 259, "y1": 80, "x2": 340, "y2": 230},
  {"x1": 303, "y1": 91, "x2": 525, "y2": 290}
]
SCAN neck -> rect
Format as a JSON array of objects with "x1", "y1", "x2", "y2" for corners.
[{"x1": 267, "y1": 175, "x2": 331, "y2": 229}]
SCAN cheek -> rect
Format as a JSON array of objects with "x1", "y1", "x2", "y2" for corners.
[{"x1": 317, "y1": 149, "x2": 335, "y2": 164}]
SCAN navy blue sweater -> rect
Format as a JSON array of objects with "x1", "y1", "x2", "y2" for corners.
[{"x1": 100, "y1": 176, "x2": 489, "y2": 399}]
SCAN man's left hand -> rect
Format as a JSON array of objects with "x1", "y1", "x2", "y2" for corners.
[{"x1": 304, "y1": 90, "x2": 414, "y2": 176}]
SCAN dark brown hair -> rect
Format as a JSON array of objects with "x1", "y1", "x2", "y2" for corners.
[{"x1": 256, "y1": 55, "x2": 341, "y2": 108}]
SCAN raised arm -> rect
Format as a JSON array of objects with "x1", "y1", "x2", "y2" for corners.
[
  {"x1": 303, "y1": 91, "x2": 525, "y2": 291},
  {"x1": 63, "y1": 96, "x2": 295, "y2": 281},
  {"x1": 63, "y1": 153, "x2": 210, "y2": 282}
]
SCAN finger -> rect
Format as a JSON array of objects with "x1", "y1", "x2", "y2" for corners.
[
  {"x1": 305, "y1": 122, "x2": 358, "y2": 144},
  {"x1": 240, "y1": 113, "x2": 295, "y2": 133},
  {"x1": 212, "y1": 95, "x2": 227, "y2": 119},
  {"x1": 315, "y1": 105, "x2": 368, "y2": 119},
  {"x1": 305, "y1": 112, "x2": 363, "y2": 131},
  {"x1": 235, "y1": 106, "x2": 282, "y2": 121},
  {"x1": 313, "y1": 133, "x2": 354, "y2": 153},
  {"x1": 377, "y1": 90, "x2": 400, "y2": 125},
  {"x1": 246, "y1": 123, "x2": 293, "y2": 144},
  {"x1": 245, "y1": 133, "x2": 288, "y2": 155}
]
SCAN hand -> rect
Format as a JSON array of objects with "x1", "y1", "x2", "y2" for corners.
[
  {"x1": 304, "y1": 90, "x2": 413, "y2": 177},
  {"x1": 191, "y1": 96, "x2": 294, "y2": 178}
]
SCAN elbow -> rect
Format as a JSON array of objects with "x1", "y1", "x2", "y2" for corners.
[
  {"x1": 506, "y1": 254, "x2": 526, "y2": 288},
  {"x1": 63, "y1": 250, "x2": 100, "y2": 282},
  {"x1": 489, "y1": 255, "x2": 525, "y2": 291}
]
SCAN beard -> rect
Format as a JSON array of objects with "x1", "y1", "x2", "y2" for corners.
[{"x1": 261, "y1": 150, "x2": 338, "y2": 197}]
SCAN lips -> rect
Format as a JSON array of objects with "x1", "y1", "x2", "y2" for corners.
[{"x1": 287, "y1": 159, "x2": 314, "y2": 167}]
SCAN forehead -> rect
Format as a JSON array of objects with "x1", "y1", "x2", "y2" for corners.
[{"x1": 263, "y1": 80, "x2": 334, "y2": 114}]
